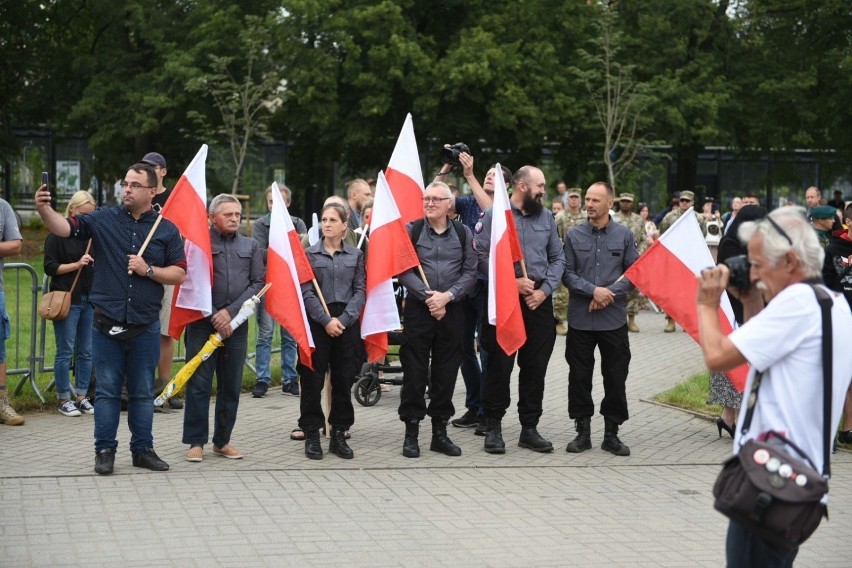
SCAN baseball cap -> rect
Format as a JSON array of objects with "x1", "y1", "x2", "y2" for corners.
[{"x1": 141, "y1": 152, "x2": 167, "y2": 168}]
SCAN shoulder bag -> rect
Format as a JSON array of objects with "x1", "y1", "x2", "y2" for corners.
[
  {"x1": 39, "y1": 240, "x2": 91, "y2": 321},
  {"x1": 712, "y1": 285, "x2": 834, "y2": 551}
]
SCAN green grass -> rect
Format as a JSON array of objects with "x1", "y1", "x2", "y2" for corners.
[{"x1": 653, "y1": 371, "x2": 722, "y2": 417}]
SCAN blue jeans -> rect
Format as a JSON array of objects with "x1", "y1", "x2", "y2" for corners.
[
  {"x1": 726, "y1": 520, "x2": 798, "y2": 567},
  {"x1": 51, "y1": 299, "x2": 94, "y2": 400},
  {"x1": 182, "y1": 319, "x2": 248, "y2": 448},
  {"x1": 459, "y1": 280, "x2": 488, "y2": 416},
  {"x1": 92, "y1": 321, "x2": 160, "y2": 453},
  {"x1": 0, "y1": 290, "x2": 9, "y2": 363},
  {"x1": 255, "y1": 298, "x2": 298, "y2": 385}
]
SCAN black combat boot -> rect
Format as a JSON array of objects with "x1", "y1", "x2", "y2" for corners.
[
  {"x1": 402, "y1": 420, "x2": 420, "y2": 458},
  {"x1": 483, "y1": 418, "x2": 505, "y2": 454},
  {"x1": 430, "y1": 420, "x2": 462, "y2": 456},
  {"x1": 565, "y1": 417, "x2": 592, "y2": 453},
  {"x1": 518, "y1": 427, "x2": 554, "y2": 453},
  {"x1": 305, "y1": 430, "x2": 323, "y2": 460},
  {"x1": 329, "y1": 427, "x2": 354, "y2": 459},
  {"x1": 601, "y1": 418, "x2": 630, "y2": 456}
]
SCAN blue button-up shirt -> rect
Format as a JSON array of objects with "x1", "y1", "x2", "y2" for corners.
[
  {"x1": 69, "y1": 205, "x2": 186, "y2": 325},
  {"x1": 562, "y1": 217, "x2": 638, "y2": 331}
]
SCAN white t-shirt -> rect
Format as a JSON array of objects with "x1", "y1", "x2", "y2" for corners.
[{"x1": 729, "y1": 283, "x2": 852, "y2": 471}]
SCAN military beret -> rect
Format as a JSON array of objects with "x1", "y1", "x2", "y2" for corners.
[{"x1": 810, "y1": 205, "x2": 836, "y2": 219}]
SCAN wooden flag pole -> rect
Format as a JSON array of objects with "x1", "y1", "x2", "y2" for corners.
[{"x1": 128, "y1": 215, "x2": 163, "y2": 275}]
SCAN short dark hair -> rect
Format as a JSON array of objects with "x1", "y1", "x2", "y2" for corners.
[
  {"x1": 592, "y1": 181, "x2": 614, "y2": 198},
  {"x1": 129, "y1": 162, "x2": 157, "y2": 188}
]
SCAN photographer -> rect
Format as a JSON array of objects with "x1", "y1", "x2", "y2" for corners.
[{"x1": 696, "y1": 207, "x2": 852, "y2": 566}]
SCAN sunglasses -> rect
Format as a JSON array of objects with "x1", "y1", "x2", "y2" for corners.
[{"x1": 764, "y1": 215, "x2": 793, "y2": 246}]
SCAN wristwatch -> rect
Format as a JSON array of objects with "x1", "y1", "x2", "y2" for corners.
[
  {"x1": 447, "y1": 291, "x2": 455, "y2": 302},
  {"x1": 145, "y1": 264, "x2": 154, "y2": 278}
]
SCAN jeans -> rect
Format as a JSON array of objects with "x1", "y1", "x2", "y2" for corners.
[
  {"x1": 726, "y1": 521, "x2": 798, "y2": 567},
  {"x1": 92, "y1": 321, "x2": 160, "y2": 453},
  {"x1": 565, "y1": 325, "x2": 631, "y2": 423},
  {"x1": 182, "y1": 319, "x2": 248, "y2": 448},
  {"x1": 51, "y1": 299, "x2": 94, "y2": 400},
  {"x1": 255, "y1": 298, "x2": 298, "y2": 385},
  {"x1": 459, "y1": 280, "x2": 488, "y2": 416}
]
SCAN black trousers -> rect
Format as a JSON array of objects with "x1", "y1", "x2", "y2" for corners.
[
  {"x1": 481, "y1": 295, "x2": 556, "y2": 428},
  {"x1": 297, "y1": 304, "x2": 360, "y2": 431},
  {"x1": 398, "y1": 298, "x2": 463, "y2": 423},
  {"x1": 564, "y1": 325, "x2": 631, "y2": 424}
]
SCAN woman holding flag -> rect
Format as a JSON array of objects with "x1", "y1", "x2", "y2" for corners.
[{"x1": 297, "y1": 202, "x2": 366, "y2": 460}]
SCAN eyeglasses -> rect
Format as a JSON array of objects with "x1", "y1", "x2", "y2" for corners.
[
  {"x1": 422, "y1": 196, "x2": 451, "y2": 204},
  {"x1": 120, "y1": 181, "x2": 154, "y2": 190},
  {"x1": 764, "y1": 215, "x2": 793, "y2": 246}
]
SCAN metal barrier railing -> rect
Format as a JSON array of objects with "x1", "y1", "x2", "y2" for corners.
[{"x1": 5, "y1": 263, "x2": 43, "y2": 402}]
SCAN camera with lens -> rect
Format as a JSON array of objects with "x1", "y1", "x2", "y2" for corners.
[
  {"x1": 723, "y1": 254, "x2": 751, "y2": 291},
  {"x1": 440, "y1": 142, "x2": 471, "y2": 168}
]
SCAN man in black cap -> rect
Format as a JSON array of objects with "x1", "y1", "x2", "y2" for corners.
[{"x1": 140, "y1": 151, "x2": 181, "y2": 410}]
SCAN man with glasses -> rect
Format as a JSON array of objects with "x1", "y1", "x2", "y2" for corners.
[
  {"x1": 397, "y1": 181, "x2": 477, "y2": 458},
  {"x1": 35, "y1": 163, "x2": 186, "y2": 475},
  {"x1": 659, "y1": 190, "x2": 707, "y2": 332}
]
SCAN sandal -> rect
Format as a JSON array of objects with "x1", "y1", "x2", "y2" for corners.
[{"x1": 290, "y1": 428, "x2": 305, "y2": 441}]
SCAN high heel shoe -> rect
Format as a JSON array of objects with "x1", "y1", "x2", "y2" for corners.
[{"x1": 716, "y1": 417, "x2": 735, "y2": 439}]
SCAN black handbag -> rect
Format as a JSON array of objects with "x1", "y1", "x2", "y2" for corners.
[{"x1": 712, "y1": 285, "x2": 834, "y2": 551}]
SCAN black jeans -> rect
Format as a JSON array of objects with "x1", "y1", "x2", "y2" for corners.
[
  {"x1": 481, "y1": 295, "x2": 556, "y2": 428},
  {"x1": 725, "y1": 521, "x2": 798, "y2": 567},
  {"x1": 564, "y1": 325, "x2": 630, "y2": 423},
  {"x1": 398, "y1": 298, "x2": 463, "y2": 423},
  {"x1": 459, "y1": 280, "x2": 488, "y2": 416},
  {"x1": 297, "y1": 304, "x2": 360, "y2": 431}
]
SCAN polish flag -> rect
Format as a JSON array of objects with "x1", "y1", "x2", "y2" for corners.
[
  {"x1": 161, "y1": 144, "x2": 213, "y2": 340},
  {"x1": 266, "y1": 182, "x2": 315, "y2": 369},
  {"x1": 487, "y1": 162, "x2": 526, "y2": 355},
  {"x1": 361, "y1": 171, "x2": 420, "y2": 362},
  {"x1": 384, "y1": 113, "x2": 424, "y2": 224},
  {"x1": 624, "y1": 209, "x2": 749, "y2": 391}
]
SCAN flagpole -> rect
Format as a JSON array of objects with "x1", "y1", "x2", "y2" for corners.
[
  {"x1": 519, "y1": 259, "x2": 528, "y2": 279},
  {"x1": 309, "y1": 279, "x2": 333, "y2": 438},
  {"x1": 128, "y1": 214, "x2": 163, "y2": 274},
  {"x1": 417, "y1": 265, "x2": 431, "y2": 289}
]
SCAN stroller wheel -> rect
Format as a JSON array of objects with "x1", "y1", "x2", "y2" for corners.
[{"x1": 353, "y1": 374, "x2": 381, "y2": 406}]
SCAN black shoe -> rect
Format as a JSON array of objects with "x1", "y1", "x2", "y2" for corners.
[
  {"x1": 716, "y1": 417, "x2": 734, "y2": 438},
  {"x1": 402, "y1": 420, "x2": 420, "y2": 458},
  {"x1": 484, "y1": 418, "x2": 505, "y2": 454},
  {"x1": 430, "y1": 422, "x2": 462, "y2": 456},
  {"x1": 838, "y1": 430, "x2": 852, "y2": 445},
  {"x1": 132, "y1": 448, "x2": 169, "y2": 471},
  {"x1": 518, "y1": 428, "x2": 554, "y2": 453},
  {"x1": 329, "y1": 428, "x2": 354, "y2": 459},
  {"x1": 168, "y1": 397, "x2": 183, "y2": 410},
  {"x1": 252, "y1": 381, "x2": 269, "y2": 398},
  {"x1": 601, "y1": 418, "x2": 630, "y2": 456},
  {"x1": 451, "y1": 409, "x2": 477, "y2": 428},
  {"x1": 305, "y1": 430, "x2": 323, "y2": 460},
  {"x1": 94, "y1": 449, "x2": 115, "y2": 475},
  {"x1": 474, "y1": 417, "x2": 487, "y2": 436},
  {"x1": 565, "y1": 417, "x2": 592, "y2": 453}
]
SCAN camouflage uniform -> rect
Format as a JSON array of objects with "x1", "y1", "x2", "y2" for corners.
[
  {"x1": 553, "y1": 208, "x2": 586, "y2": 326},
  {"x1": 612, "y1": 210, "x2": 649, "y2": 318}
]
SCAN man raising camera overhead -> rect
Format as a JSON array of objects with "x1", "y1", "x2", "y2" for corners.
[{"x1": 696, "y1": 206, "x2": 852, "y2": 566}]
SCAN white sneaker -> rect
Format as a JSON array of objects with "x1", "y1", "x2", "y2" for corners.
[
  {"x1": 58, "y1": 400, "x2": 82, "y2": 417},
  {"x1": 76, "y1": 397, "x2": 95, "y2": 415}
]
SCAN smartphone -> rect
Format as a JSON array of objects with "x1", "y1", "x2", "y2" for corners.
[{"x1": 42, "y1": 171, "x2": 49, "y2": 187}]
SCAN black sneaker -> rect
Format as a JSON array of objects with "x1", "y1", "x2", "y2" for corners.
[
  {"x1": 838, "y1": 430, "x2": 852, "y2": 445},
  {"x1": 474, "y1": 417, "x2": 487, "y2": 436},
  {"x1": 167, "y1": 397, "x2": 183, "y2": 410},
  {"x1": 282, "y1": 382, "x2": 300, "y2": 397},
  {"x1": 252, "y1": 381, "x2": 269, "y2": 398},
  {"x1": 132, "y1": 448, "x2": 169, "y2": 471},
  {"x1": 94, "y1": 449, "x2": 116, "y2": 475},
  {"x1": 451, "y1": 409, "x2": 477, "y2": 428}
]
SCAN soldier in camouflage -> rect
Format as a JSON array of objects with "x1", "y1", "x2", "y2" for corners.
[
  {"x1": 553, "y1": 188, "x2": 586, "y2": 335},
  {"x1": 612, "y1": 193, "x2": 648, "y2": 332},
  {"x1": 658, "y1": 190, "x2": 706, "y2": 332}
]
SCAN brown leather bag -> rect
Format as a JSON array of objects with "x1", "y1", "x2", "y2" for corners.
[{"x1": 39, "y1": 240, "x2": 92, "y2": 321}]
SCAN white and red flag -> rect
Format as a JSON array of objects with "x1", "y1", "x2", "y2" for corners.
[
  {"x1": 265, "y1": 182, "x2": 315, "y2": 369},
  {"x1": 624, "y1": 209, "x2": 749, "y2": 391},
  {"x1": 487, "y1": 162, "x2": 526, "y2": 355},
  {"x1": 162, "y1": 144, "x2": 213, "y2": 340},
  {"x1": 361, "y1": 171, "x2": 420, "y2": 362},
  {"x1": 384, "y1": 113, "x2": 425, "y2": 224}
]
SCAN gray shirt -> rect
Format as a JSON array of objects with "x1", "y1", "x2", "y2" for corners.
[
  {"x1": 251, "y1": 212, "x2": 307, "y2": 264},
  {"x1": 475, "y1": 203, "x2": 564, "y2": 296},
  {"x1": 210, "y1": 228, "x2": 265, "y2": 317},
  {"x1": 398, "y1": 219, "x2": 477, "y2": 302},
  {"x1": 562, "y1": 217, "x2": 639, "y2": 331},
  {"x1": 0, "y1": 199, "x2": 22, "y2": 293},
  {"x1": 301, "y1": 240, "x2": 366, "y2": 328}
]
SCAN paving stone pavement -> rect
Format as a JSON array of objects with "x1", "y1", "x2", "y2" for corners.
[{"x1": 1, "y1": 310, "x2": 851, "y2": 567}]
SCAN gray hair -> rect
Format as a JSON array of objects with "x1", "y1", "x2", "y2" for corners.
[
  {"x1": 425, "y1": 181, "x2": 452, "y2": 198},
  {"x1": 738, "y1": 206, "x2": 823, "y2": 278},
  {"x1": 209, "y1": 193, "x2": 242, "y2": 215}
]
